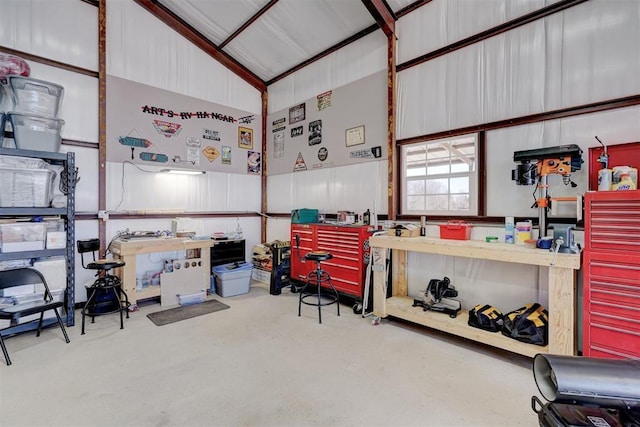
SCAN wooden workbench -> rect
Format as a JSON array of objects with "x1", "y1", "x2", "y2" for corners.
[
  {"x1": 369, "y1": 235, "x2": 581, "y2": 357},
  {"x1": 109, "y1": 237, "x2": 213, "y2": 305}
]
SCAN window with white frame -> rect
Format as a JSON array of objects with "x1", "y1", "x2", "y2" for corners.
[{"x1": 401, "y1": 134, "x2": 478, "y2": 216}]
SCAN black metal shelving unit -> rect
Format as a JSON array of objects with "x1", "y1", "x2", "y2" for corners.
[{"x1": 0, "y1": 148, "x2": 76, "y2": 329}]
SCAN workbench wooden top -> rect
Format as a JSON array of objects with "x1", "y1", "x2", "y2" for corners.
[
  {"x1": 369, "y1": 235, "x2": 581, "y2": 270},
  {"x1": 110, "y1": 237, "x2": 213, "y2": 256}
]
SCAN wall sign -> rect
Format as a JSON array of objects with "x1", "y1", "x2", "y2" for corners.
[
  {"x1": 345, "y1": 125, "x2": 365, "y2": 147},
  {"x1": 106, "y1": 75, "x2": 261, "y2": 175}
]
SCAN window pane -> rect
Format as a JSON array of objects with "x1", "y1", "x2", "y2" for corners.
[
  {"x1": 426, "y1": 195, "x2": 449, "y2": 210},
  {"x1": 450, "y1": 177, "x2": 469, "y2": 194},
  {"x1": 407, "y1": 195, "x2": 425, "y2": 211},
  {"x1": 407, "y1": 179, "x2": 425, "y2": 195},
  {"x1": 451, "y1": 194, "x2": 470, "y2": 210},
  {"x1": 427, "y1": 178, "x2": 448, "y2": 194}
]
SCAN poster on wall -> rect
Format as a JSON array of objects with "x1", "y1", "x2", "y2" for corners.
[{"x1": 106, "y1": 75, "x2": 262, "y2": 175}]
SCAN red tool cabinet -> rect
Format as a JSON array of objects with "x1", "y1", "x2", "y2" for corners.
[
  {"x1": 290, "y1": 223, "x2": 373, "y2": 299},
  {"x1": 583, "y1": 190, "x2": 640, "y2": 359}
]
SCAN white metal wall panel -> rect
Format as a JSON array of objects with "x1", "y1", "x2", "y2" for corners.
[
  {"x1": 107, "y1": 0, "x2": 261, "y2": 114},
  {"x1": 396, "y1": 0, "x2": 640, "y2": 140},
  {"x1": 549, "y1": 0, "x2": 640, "y2": 110},
  {"x1": 25, "y1": 62, "x2": 99, "y2": 143},
  {"x1": 268, "y1": 31, "x2": 387, "y2": 114},
  {"x1": 105, "y1": 163, "x2": 261, "y2": 214},
  {"x1": 0, "y1": 0, "x2": 98, "y2": 71},
  {"x1": 396, "y1": 0, "x2": 553, "y2": 64},
  {"x1": 266, "y1": 161, "x2": 386, "y2": 215}
]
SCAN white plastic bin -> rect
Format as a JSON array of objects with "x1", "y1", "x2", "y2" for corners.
[
  {"x1": 213, "y1": 262, "x2": 253, "y2": 297},
  {"x1": 8, "y1": 113, "x2": 64, "y2": 152},
  {"x1": 8, "y1": 76, "x2": 64, "y2": 118}
]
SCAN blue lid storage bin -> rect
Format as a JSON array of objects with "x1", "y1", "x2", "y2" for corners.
[
  {"x1": 291, "y1": 208, "x2": 318, "y2": 224},
  {"x1": 213, "y1": 262, "x2": 253, "y2": 297}
]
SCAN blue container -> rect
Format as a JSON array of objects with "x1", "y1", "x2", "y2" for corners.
[
  {"x1": 213, "y1": 262, "x2": 253, "y2": 297},
  {"x1": 291, "y1": 208, "x2": 318, "y2": 224}
]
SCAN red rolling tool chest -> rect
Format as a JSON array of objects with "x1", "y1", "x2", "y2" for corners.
[
  {"x1": 583, "y1": 190, "x2": 640, "y2": 359},
  {"x1": 290, "y1": 223, "x2": 373, "y2": 300}
]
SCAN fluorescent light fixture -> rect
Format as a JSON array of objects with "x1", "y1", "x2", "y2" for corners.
[{"x1": 160, "y1": 168, "x2": 206, "y2": 175}]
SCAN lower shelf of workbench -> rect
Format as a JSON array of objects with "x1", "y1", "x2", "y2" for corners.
[{"x1": 384, "y1": 296, "x2": 547, "y2": 358}]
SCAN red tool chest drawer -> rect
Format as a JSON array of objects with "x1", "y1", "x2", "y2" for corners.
[
  {"x1": 583, "y1": 190, "x2": 640, "y2": 360},
  {"x1": 290, "y1": 223, "x2": 373, "y2": 299}
]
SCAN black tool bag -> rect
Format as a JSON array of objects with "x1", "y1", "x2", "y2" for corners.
[
  {"x1": 468, "y1": 304, "x2": 503, "y2": 333},
  {"x1": 501, "y1": 303, "x2": 548, "y2": 346}
]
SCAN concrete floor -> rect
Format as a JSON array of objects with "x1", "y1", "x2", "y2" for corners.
[{"x1": 0, "y1": 283, "x2": 541, "y2": 426}]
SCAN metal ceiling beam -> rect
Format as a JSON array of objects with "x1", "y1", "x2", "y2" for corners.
[
  {"x1": 361, "y1": 0, "x2": 396, "y2": 37},
  {"x1": 219, "y1": 0, "x2": 279, "y2": 49},
  {"x1": 134, "y1": 0, "x2": 266, "y2": 92},
  {"x1": 395, "y1": 0, "x2": 433, "y2": 19}
]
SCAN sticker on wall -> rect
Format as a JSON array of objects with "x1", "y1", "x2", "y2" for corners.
[
  {"x1": 185, "y1": 137, "x2": 201, "y2": 147},
  {"x1": 152, "y1": 120, "x2": 182, "y2": 138},
  {"x1": 238, "y1": 115, "x2": 256, "y2": 124},
  {"x1": 348, "y1": 146, "x2": 383, "y2": 160},
  {"x1": 289, "y1": 103, "x2": 306, "y2": 124},
  {"x1": 202, "y1": 146, "x2": 220, "y2": 163},
  {"x1": 317, "y1": 90, "x2": 332, "y2": 111},
  {"x1": 272, "y1": 117, "x2": 286, "y2": 127},
  {"x1": 272, "y1": 126, "x2": 286, "y2": 133},
  {"x1": 308, "y1": 120, "x2": 322, "y2": 146},
  {"x1": 140, "y1": 152, "x2": 169, "y2": 163},
  {"x1": 318, "y1": 147, "x2": 328, "y2": 162},
  {"x1": 119, "y1": 136, "x2": 151, "y2": 148},
  {"x1": 221, "y1": 146, "x2": 231, "y2": 165},
  {"x1": 247, "y1": 151, "x2": 261, "y2": 175},
  {"x1": 187, "y1": 147, "x2": 200, "y2": 166},
  {"x1": 202, "y1": 128, "x2": 220, "y2": 141},
  {"x1": 349, "y1": 149, "x2": 375, "y2": 159},
  {"x1": 291, "y1": 126, "x2": 303, "y2": 138},
  {"x1": 274, "y1": 131, "x2": 284, "y2": 159},
  {"x1": 293, "y1": 152, "x2": 307, "y2": 172}
]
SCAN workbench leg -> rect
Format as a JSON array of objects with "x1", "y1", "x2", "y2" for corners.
[
  {"x1": 548, "y1": 267, "x2": 576, "y2": 355},
  {"x1": 372, "y1": 247, "x2": 388, "y2": 318}
]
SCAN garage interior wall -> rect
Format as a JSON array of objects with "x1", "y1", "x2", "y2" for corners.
[{"x1": 1, "y1": 0, "x2": 639, "y2": 318}]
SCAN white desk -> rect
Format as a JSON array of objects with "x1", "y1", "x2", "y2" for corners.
[
  {"x1": 370, "y1": 235, "x2": 581, "y2": 357},
  {"x1": 110, "y1": 237, "x2": 213, "y2": 305}
]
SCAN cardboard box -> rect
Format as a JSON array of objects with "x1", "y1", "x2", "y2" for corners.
[{"x1": 387, "y1": 224, "x2": 420, "y2": 238}]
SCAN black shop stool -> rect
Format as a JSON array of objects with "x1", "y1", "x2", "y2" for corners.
[
  {"x1": 298, "y1": 251, "x2": 340, "y2": 324},
  {"x1": 77, "y1": 239, "x2": 130, "y2": 335}
]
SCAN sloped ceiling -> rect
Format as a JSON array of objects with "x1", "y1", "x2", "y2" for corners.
[{"x1": 135, "y1": 0, "x2": 428, "y2": 90}]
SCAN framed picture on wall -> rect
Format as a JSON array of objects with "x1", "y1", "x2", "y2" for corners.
[
  {"x1": 345, "y1": 125, "x2": 365, "y2": 147},
  {"x1": 238, "y1": 127, "x2": 253, "y2": 149}
]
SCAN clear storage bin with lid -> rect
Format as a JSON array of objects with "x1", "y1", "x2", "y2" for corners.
[
  {"x1": 8, "y1": 113, "x2": 64, "y2": 152},
  {"x1": 8, "y1": 76, "x2": 64, "y2": 118}
]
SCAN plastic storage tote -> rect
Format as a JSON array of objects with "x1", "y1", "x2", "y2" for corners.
[
  {"x1": 213, "y1": 262, "x2": 253, "y2": 297},
  {"x1": 8, "y1": 76, "x2": 64, "y2": 118},
  {"x1": 8, "y1": 113, "x2": 64, "y2": 152},
  {"x1": 0, "y1": 166, "x2": 53, "y2": 207}
]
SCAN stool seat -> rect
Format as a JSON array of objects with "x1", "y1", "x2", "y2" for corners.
[
  {"x1": 305, "y1": 251, "x2": 333, "y2": 262},
  {"x1": 87, "y1": 259, "x2": 125, "y2": 271},
  {"x1": 298, "y1": 251, "x2": 340, "y2": 323}
]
